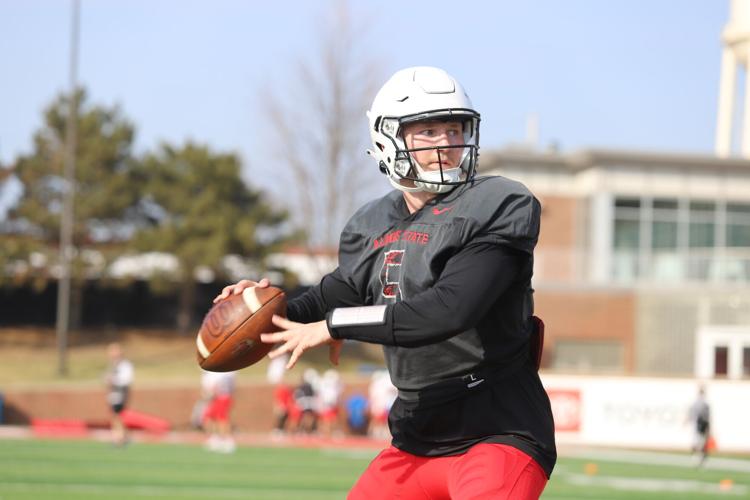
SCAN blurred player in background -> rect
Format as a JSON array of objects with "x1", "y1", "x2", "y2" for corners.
[
  {"x1": 292, "y1": 368, "x2": 319, "y2": 434},
  {"x1": 201, "y1": 369, "x2": 237, "y2": 453},
  {"x1": 687, "y1": 385, "x2": 711, "y2": 467},
  {"x1": 267, "y1": 353, "x2": 293, "y2": 437},
  {"x1": 317, "y1": 368, "x2": 344, "y2": 437},
  {"x1": 105, "y1": 342, "x2": 133, "y2": 447},
  {"x1": 344, "y1": 392, "x2": 370, "y2": 436},
  {"x1": 368, "y1": 369, "x2": 396, "y2": 440},
  {"x1": 216, "y1": 66, "x2": 556, "y2": 499}
]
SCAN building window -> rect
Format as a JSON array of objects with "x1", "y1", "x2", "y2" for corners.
[
  {"x1": 689, "y1": 201, "x2": 716, "y2": 248},
  {"x1": 652, "y1": 199, "x2": 678, "y2": 249},
  {"x1": 714, "y1": 346, "x2": 729, "y2": 377},
  {"x1": 613, "y1": 198, "x2": 641, "y2": 281},
  {"x1": 614, "y1": 219, "x2": 640, "y2": 248},
  {"x1": 610, "y1": 197, "x2": 750, "y2": 283},
  {"x1": 726, "y1": 203, "x2": 750, "y2": 247},
  {"x1": 615, "y1": 198, "x2": 641, "y2": 210},
  {"x1": 652, "y1": 221, "x2": 678, "y2": 248},
  {"x1": 651, "y1": 198, "x2": 680, "y2": 280},
  {"x1": 687, "y1": 201, "x2": 716, "y2": 281}
]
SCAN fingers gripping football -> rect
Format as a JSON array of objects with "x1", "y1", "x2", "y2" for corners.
[
  {"x1": 260, "y1": 316, "x2": 340, "y2": 370},
  {"x1": 213, "y1": 278, "x2": 270, "y2": 304}
]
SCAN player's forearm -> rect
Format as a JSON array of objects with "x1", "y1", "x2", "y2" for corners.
[
  {"x1": 287, "y1": 268, "x2": 362, "y2": 323},
  {"x1": 286, "y1": 286, "x2": 326, "y2": 323},
  {"x1": 327, "y1": 243, "x2": 528, "y2": 346}
]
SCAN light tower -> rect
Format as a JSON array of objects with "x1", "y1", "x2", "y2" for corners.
[{"x1": 715, "y1": 0, "x2": 750, "y2": 158}]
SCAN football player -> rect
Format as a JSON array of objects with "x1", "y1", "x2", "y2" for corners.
[
  {"x1": 105, "y1": 343, "x2": 133, "y2": 447},
  {"x1": 687, "y1": 385, "x2": 711, "y2": 467},
  {"x1": 216, "y1": 66, "x2": 556, "y2": 499},
  {"x1": 200, "y1": 369, "x2": 237, "y2": 453}
]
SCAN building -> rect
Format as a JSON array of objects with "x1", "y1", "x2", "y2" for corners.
[
  {"x1": 478, "y1": 1, "x2": 750, "y2": 380},
  {"x1": 482, "y1": 147, "x2": 750, "y2": 378}
]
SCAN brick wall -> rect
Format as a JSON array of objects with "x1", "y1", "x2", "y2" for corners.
[
  {"x1": 535, "y1": 195, "x2": 583, "y2": 283},
  {"x1": 2, "y1": 381, "x2": 370, "y2": 432},
  {"x1": 535, "y1": 289, "x2": 636, "y2": 372}
]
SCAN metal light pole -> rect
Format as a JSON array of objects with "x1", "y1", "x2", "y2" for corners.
[{"x1": 56, "y1": 0, "x2": 80, "y2": 377}]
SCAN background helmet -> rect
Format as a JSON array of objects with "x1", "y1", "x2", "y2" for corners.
[{"x1": 366, "y1": 67, "x2": 480, "y2": 194}]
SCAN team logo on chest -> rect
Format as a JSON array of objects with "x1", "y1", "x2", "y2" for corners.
[
  {"x1": 380, "y1": 250, "x2": 405, "y2": 300},
  {"x1": 373, "y1": 229, "x2": 430, "y2": 249}
]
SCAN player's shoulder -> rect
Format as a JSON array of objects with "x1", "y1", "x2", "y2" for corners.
[
  {"x1": 452, "y1": 175, "x2": 538, "y2": 218},
  {"x1": 462, "y1": 174, "x2": 534, "y2": 200},
  {"x1": 452, "y1": 175, "x2": 541, "y2": 252},
  {"x1": 343, "y1": 190, "x2": 403, "y2": 234}
]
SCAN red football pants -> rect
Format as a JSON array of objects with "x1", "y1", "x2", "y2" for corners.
[
  {"x1": 348, "y1": 443, "x2": 547, "y2": 500},
  {"x1": 203, "y1": 395, "x2": 233, "y2": 423}
]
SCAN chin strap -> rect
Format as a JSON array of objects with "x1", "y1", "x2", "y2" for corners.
[{"x1": 414, "y1": 164, "x2": 462, "y2": 193}]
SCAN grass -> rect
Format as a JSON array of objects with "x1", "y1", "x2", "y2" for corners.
[
  {"x1": 0, "y1": 438, "x2": 749, "y2": 500},
  {"x1": 0, "y1": 439, "x2": 363, "y2": 499},
  {"x1": 3, "y1": 329, "x2": 749, "y2": 498},
  {"x1": 548, "y1": 452, "x2": 750, "y2": 499},
  {"x1": 0, "y1": 328, "x2": 204, "y2": 387},
  {"x1": 0, "y1": 327, "x2": 386, "y2": 387}
]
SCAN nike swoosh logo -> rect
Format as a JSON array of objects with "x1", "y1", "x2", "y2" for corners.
[
  {"x1": 432, "y1": 206, "x2": 453, "y2": 215},
  {"x1": 467, "y1": 378, "x2": 485, "y2": 388}
]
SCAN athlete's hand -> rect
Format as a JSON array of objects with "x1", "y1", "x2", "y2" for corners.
[
  {"x1": 260, "y1": 316, "x2": 343, "y2": 370},
  {"x1": 213, "y1": 278, "x2": 270, "y2": 304}
]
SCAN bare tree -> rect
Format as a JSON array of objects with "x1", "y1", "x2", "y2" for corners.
[{"x1": 260, "y1": 0, "x2": 386, "y2": 249}]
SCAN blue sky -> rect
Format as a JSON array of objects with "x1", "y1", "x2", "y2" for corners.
[{"x1": 0, "y1": 0, "x2": 731, "y2": 178}]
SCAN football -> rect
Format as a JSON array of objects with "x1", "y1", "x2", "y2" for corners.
[{"x1": 196, "y1": 286, "x2": 287, "y2": 372}]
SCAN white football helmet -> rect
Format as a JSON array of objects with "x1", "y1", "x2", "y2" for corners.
[{"x1": 366, "y1": 67, "x2": 480, "y2": 194}]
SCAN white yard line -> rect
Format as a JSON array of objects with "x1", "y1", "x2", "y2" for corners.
[
  {"x1": 564, "y1": 473, "x2": 748, "y2": 496},
  {"x1": 563, "y1": 447, "x2": 750, "y2": 473}
]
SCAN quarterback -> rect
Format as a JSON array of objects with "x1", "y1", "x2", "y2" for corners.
[{"x1": 216, "y1": 66, "x2": 556, "y2": 498}]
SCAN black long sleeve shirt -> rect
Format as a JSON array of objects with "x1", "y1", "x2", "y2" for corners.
[{"x1": 286, "y1": 176, "x2": 556, "y2": 476}]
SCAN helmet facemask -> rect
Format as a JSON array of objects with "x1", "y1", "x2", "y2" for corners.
[{"x1": 382, "y1": 111, "x2": 480, "y2": 194}]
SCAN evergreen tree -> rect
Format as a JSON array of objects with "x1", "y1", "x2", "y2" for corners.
[
  {"x1": 133, "y1": 142, "x2": 295, "y2": 332},
  {"x1": 10, "y1": 88, "x2": 137, "y2": 326}
]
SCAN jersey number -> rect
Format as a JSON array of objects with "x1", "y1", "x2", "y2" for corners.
[{"x1": 380, "y1": 250, "x2": 405, "y2": 300}]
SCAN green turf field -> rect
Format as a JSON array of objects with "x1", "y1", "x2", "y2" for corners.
[{"x1": 0, "y1": 439, "x2": 748, "y2": 499}]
